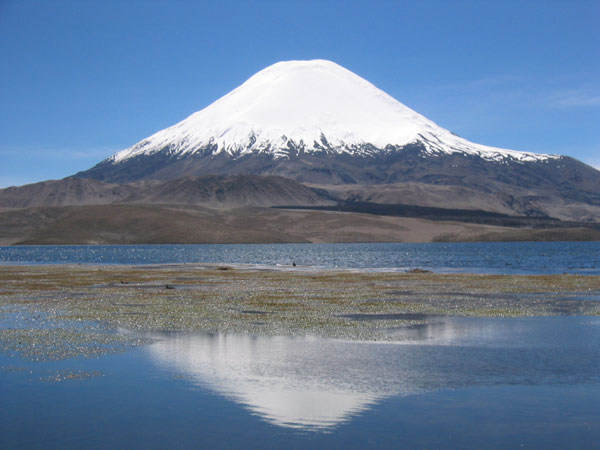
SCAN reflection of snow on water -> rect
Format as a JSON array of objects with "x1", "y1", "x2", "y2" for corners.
[
  {"x1": 146, "y1": 334, "x2": 386, "y2": 429},
  {"x1": 145, "y1": 317, "x2": 600, "y2": 430}
]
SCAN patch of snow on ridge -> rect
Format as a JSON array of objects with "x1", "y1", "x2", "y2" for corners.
[{"x1": 109, "y1": 59, "x2": 558, "y2": 164}]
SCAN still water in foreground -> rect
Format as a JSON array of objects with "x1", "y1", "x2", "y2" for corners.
[{"x1": 1, "y1": 316, "x2": 599, "y2": 449}]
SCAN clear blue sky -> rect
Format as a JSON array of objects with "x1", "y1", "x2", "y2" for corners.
[{"x1": 1, "y1": 0, "x2": 598, "y2": 187}]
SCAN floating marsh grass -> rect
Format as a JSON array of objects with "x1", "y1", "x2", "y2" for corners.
[{"x1": 1, "y1": 265, "x2": 600, "y2": 359}]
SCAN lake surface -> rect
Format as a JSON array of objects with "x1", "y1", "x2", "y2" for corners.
[
  {"x1": 2, "y1": 316, "x2": 599, "y2": 449},
  {"x1": 1, "y1": 241, "x2": 599, "y2": 274},
  {"x1": 2, "y1": 242, "x2": 600, "y2": 448}
]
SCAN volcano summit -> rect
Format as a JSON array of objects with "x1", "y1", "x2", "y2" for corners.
[
  {"x1": 80, "y1": 60, "x2": 563, "y2": 182},
  {"x1": 91, "y1": 59, "x2": 555, "y2": 166}
]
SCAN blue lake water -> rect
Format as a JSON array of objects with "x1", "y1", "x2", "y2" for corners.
[
  {"x1": 1, "y1": 241, "x2": 599, "y2": 274},
  {"x1": 1, "y1": 316, "x2": 600, "y2": 449},
  {"x1": 2, "y1": 242, "x2": 600, "y2": 448}
]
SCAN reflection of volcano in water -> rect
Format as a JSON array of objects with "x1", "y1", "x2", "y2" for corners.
[
  {"x1": 144, "y1": 317, "x2": 600, "y2": 430},
  {"x1": 143, "y1": 319, "x2": 481, "y2": 429},
  {"x1": 146, "y1": 334, "x2": 389, "y2": 429}
]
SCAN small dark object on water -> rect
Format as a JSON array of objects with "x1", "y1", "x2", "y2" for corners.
[
  {"x1": 292, "y1": 262, "x2": 296, "y2": 267},
  {"x1": 217, "y1": 266, "x2": 233, "y2": 271},
  {"x1": 407, "y1": 268, "x2": 432, "y2": 274},
  {"x1": 165, "y1": 284, "x2": 176, "y2": 289},
  {"x1": 120, "y1": 280, "x2": 129, "y2": 284}
]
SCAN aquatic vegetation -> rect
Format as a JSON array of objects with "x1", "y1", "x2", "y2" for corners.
[
  {"x1": 40, "y1": 369, "x2": 103, "y2": 383},
  {"x1": 1, "y1": 264, "x2": 599, "y2": 360}
]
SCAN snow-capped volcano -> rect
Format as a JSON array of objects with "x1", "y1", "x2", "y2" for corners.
[
  {"x1": 108, "y1": 59, "x2": 555, "y2": 165},
  {"x1": 76, "y1": 59, "x2": 600, "y2": 222}
]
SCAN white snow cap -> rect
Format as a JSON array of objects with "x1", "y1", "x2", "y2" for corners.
[{"x1": 111, "y1": 59, "x2": 557, "y2": 163}]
